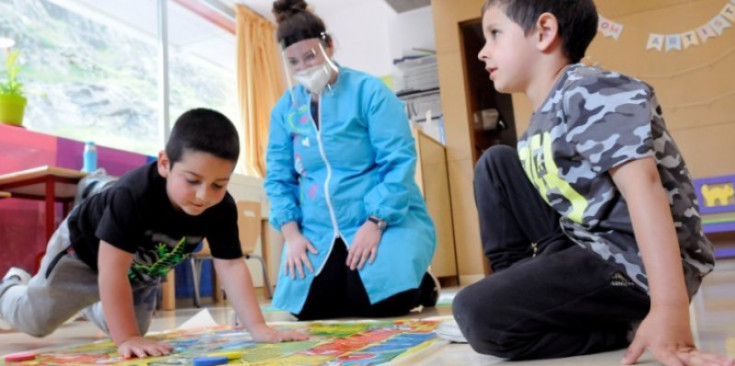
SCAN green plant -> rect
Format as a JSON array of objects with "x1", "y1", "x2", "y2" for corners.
[{"x1": 0, "y1": 50, "x2": 24, "y2": 97}]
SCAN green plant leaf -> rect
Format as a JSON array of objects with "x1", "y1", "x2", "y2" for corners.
[{"x1": 1, "y1": 49, "x2": 24, "y2": 97}]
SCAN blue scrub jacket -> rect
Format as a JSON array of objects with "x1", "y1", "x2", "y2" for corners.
[{"x1": 265, "y1": 66, "x2": 436, "y2": 314}]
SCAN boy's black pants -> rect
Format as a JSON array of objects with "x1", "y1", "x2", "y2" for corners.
[{"x1": 453, "y1": 145, "x2": 651, "y2": 360}]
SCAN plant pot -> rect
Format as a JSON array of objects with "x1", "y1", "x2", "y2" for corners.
[{"x1": 0, "y1": 94, "x2": 27, "y2": 126}]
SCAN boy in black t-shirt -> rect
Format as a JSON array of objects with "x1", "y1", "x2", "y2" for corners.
[{"x1": 0, "y1": 108, "x2": 307, "y2": 359}]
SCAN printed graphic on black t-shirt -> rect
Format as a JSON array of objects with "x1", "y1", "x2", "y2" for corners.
[{"x1": 128, "y1": 232, "x2": 204, "y2": 282}]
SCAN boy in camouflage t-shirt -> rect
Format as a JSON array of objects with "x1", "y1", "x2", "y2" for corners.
[
  {"x1": 452, "y1": 1, "x2": 730, "y2": 365},
  {"x1": 518, "y1": 65, "x2": 714, "y2": 297}
]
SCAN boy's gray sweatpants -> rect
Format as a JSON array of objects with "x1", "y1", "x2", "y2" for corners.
[{"x1": 0, "y1": 219, "x2": 159, "y2": 338}]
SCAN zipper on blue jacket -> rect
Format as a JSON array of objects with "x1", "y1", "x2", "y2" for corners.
[{"x1": 314, "y1": 94, "x2": 341, "y2": 240}]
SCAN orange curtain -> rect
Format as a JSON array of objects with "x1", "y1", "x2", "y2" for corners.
[{"x1": 235, "y1": 4, "x2": 285, "y2": 177}]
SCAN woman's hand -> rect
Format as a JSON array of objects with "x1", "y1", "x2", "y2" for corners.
[
  {"x1": 346, "y1": 220, "x2": 382, "y2": 270},
  {"x1": 283, "y1": 231, "x2": 318, "y2": 279}
]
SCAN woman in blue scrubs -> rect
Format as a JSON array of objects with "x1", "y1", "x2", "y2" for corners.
[{"x1": 265, "y1": 0, "x2": 438, "y2": 320}]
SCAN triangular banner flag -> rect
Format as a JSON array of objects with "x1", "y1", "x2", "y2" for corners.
[
  {"x1": 647, "y1": 34, "x2": 664, "y2": 50},
  {"x1": 681, "y1": 31, "x2": 700, "y2": 48},
  {"x1": 709, "y1": 14, "x2": 732, "y2": 35},
  {"x1": 598, "y1": 15, "x2": 624, "y2": 39},
  {"x1": 697, "y1": 24, "x2": 715, "y2": 42},
  {"x1": 665, "y1": 34, "x2": 683, "y2": 51},
  {"x1": 722, "y1": 3, "x2": 735, "y2": 22}
]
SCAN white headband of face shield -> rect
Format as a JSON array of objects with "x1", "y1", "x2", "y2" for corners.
[{"x1": 282, "y1": 36, "x2": 337, "y2": 96}]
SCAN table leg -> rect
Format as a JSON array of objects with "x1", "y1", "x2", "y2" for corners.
[
  {"x1": 44, "y1": 176, "x2": 55, "y2": 241},
  {"x1": 34, "y1": 177, "x2": 57, "y2": 274}
]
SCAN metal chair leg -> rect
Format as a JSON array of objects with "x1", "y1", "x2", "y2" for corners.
[
  {"x1": 245, "y1": 254, "x2": 272, "y2": 299},
  {"x1": 190, "y1": 257, "x2": 202, "y2": 308}
]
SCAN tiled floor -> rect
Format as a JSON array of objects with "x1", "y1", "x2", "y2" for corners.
[{"x1": 2, "y1": 260, "x2": 734, "y2": 365}]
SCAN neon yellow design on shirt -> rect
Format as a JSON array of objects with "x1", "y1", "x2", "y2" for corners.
[
  {"x1": 287, "y1": 104, "x2": 312, "y2": 134},
  {"x1": 520, "y1": 132, "x2": 588, "y2": 224}
]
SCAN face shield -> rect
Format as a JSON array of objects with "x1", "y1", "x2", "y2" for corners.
[{"x1": 280, "y1": 34, "x2": 339, "y2": 101}]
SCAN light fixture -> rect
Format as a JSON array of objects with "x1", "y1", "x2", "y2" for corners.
[{"x1": 0, "y1": 37, "x2": 16, "y2": 49}]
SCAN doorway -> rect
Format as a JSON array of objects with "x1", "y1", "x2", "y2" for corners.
[{"x1": 460, "y1": 19, "x2": 518, "y2": 163}]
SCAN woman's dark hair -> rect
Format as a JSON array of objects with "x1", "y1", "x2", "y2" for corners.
[{"x1": 272, "y1": 0, "x2": 331, "y2": 48}]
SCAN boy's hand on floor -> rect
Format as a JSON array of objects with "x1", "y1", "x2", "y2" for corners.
[
  {"x1": 621, "y1": 307, "x2": 734, "y2": 366},
  {"x1": 117, "y1": 336, "x2": 173, "y2": 359},
  {"x1": 249, "y1": 323, "x2": 309, "y2": 343}
]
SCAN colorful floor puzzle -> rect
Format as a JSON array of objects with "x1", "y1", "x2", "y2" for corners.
[{"x1": 3, "y1": 320, "x2": 443, "y2": 365}]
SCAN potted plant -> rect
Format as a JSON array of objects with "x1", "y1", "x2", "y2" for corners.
[{"x1": 0, "y1": 49, "x2": 27, "y2": 126}]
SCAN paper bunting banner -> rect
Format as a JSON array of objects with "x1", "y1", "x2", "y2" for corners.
[
  {"x1": 602, "y1": 1, "x2": 733, "y2": 52},
  {"x1": 681, "y1": 31, "x2": 700, "y2": 48},
  {"x1": 666, "y1": 34, "x2": 682, "y2": 51},
  {"x1": 598, "y1": 15, "x2": 624, "y2": 39},
  {"x1": 709, "y1": 14, "x2": 732, "y2": 35},
  {"x1": 647, "y1": 34, "x2": 664, "y2": 50},
  {"x1": 697, "y1": 24, "x2": 716, "y2": 42},
  {"x1": 722, "y1": 4, "x2": 735, "y2": 21}
]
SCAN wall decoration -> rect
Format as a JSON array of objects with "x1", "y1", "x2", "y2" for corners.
[
  {"x1": 598, "y1": 1, "x2": 734, "y2": 52},
  {"x1": 646, "y1": 34, "x2": 664, "y2": 51},
  {"x1": 710, "y1": 14, "x2": 732, "y2": 34},
  {"x1": 598, "y1": 15, "x2": 624, "y2": 39},
  {"x1": 681, "y1": 31, "x2": 700, "y2": 48}
]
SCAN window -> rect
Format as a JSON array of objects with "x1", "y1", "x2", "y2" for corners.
[
  {"x1": 167, "y1": 1, "x2": 238, "y2": 140},
  {"x1": 0, "y1": 0, "x2": 237, "y2": 156}
]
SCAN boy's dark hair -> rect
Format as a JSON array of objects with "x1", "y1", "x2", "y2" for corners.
[
  {"x1": 483, "y1": 0, "x2": 598, "y2": 63},
  {"x1": 272, "y1": 0, "x2": 332, "y2": 48},
  {"x1": 165, "y1": 108, "x2": 240, "y2": 168}
]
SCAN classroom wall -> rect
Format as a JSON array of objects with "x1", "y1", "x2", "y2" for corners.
[
  {"x1": 388, "y1": 6, "x2": 437, "y2": 59},
  {"x1": 432, "y1": 0, "x2": 735, "y2": 281},
  {"x1": 317, "y1": 0, "x2": 396, "y2": 76},
  {"x1": 315, "y1": 3, "x2": 436, "y2": 77}
]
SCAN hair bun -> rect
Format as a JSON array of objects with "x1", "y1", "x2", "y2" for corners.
[{"x1": 272, "y1": 0, "x2": 308, "y2": 23}]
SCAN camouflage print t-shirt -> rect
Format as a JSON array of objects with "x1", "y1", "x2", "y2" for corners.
[{"x1": 517, "y1": 64, "x2": 714, "y2": 295}]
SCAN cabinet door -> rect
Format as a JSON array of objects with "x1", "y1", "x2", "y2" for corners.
[{"x1": 415, "y1": 129, "x2": 458, "y2": 279}]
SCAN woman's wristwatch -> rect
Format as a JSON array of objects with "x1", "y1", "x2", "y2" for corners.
[{"x1": 367, "y1": 215, "x2": 388, "y2": 231}]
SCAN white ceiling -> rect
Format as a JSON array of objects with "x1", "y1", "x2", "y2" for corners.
[{"x1": 224, "y1": 0, "x2": 352, "y2": 23}]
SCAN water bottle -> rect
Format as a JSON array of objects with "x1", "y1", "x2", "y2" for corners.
[{"x1": 82, "y1": 141, "x2": 98, "y2": 173}]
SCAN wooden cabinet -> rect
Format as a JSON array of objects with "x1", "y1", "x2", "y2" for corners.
[{"x1": 414, "y1": 129, "x2": 458, "y2": 283}]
